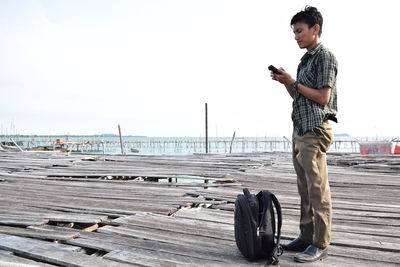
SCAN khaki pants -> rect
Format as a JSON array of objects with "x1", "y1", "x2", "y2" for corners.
[{"x1": 292, "y1": 121, "x2": 333, "y2": 248}]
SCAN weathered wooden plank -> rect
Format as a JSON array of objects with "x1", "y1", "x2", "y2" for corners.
[
  {"x1": 0, "y1": 234, "x2": 134, "y2": 267},
  {"x1": 103, "y1": 250, "x2": 207, "y2": 267},
  {"x1": 281, "y1": 225, "x2": 400, "y2": 253},
  {"x1": 97, "y1": 225, "x2": 235, "y2": 248},
  {"x1": 279, "y1": 250, "x2": 400, "y2": 267},
  {"x1": 112, "y1": 213, "x2": 233, "y2": 240},
  {"x1": 329, "y1": 245, "x2": 400, "y2": 265},
  {"x1": 172, "y1": 206, "x2": 234, "y2": 224},
  {"x1": 0, "y1": 217, "x2": 49, "y2": 227},
  {"x1": 0, "y1": 213, "x2": 108, "y2": 225},
  {"x1": 0, "y1": 226, "x2": 79, "y2": 241},
  {"x1": 0, "y1": 252, "x2": 56, "y2": 267},
  {"x1": 281, "y1": 215, "x2": 400, "y2": 239},
  {"x1": 0, "y1": 194, "x2": 179, "y2": 216},
  {"x1": 67, "y1": 233, "x2": 248, "y2": 264}
]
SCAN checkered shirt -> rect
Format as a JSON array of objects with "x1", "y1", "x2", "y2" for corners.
[{"x1": 292, "y1": 43, "x2": 338, "y2": 135}]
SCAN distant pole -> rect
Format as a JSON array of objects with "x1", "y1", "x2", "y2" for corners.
[
  {"x1": 205, "y1": 103, "x2": 208, "y2": 153},
  {"x1": 9, "y1": 138, "x2": 23, "y2": 152},
  {"x1": 118, "y1": 124, "x2": 124, "y2": 155},
  {"x1": 229, "y1": 131, "x2": 236, "y2": 154}
]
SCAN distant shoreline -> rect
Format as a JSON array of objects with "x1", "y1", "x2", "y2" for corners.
[{"x1": 0, "y1": 134, "x2": 398, "y2": 139}]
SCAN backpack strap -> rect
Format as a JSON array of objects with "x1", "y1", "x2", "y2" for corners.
[
  {"x1": 271, "y1": 193, "x2": 282, "y2": 246},
  {"x1": 268, "y1": 193, "x2": 283, "y2": 265},
  {"x1": 256, "y1": 190, "x2": 270, "y2": 233},
  {"x1": 243, "y1": 188, "x2": 251, "y2": 197}
]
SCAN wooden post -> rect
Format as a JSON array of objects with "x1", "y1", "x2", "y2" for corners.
[
  {"x1": 204, "y1": 179, "x2": 209, "y2": 189},
  {"x1": 283, "y1": 136, "x2": 292, "y2": 151},
  {"x1": 229, "y1": 131, "x2": 236, "y2": 153},
  {"x1": 9, "y1": 138, "x2": 23, "y2": 152},
  {"x1": 205, "y1": 103, "x2": 208, "y2": 153},
  {"x1": 118, "y1": 124, "x2": 124, "y2": 155}
]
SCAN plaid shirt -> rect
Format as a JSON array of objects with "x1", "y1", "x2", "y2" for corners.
[{"x1": 292, "y1": 43, "x2": 338, "y2": 135}]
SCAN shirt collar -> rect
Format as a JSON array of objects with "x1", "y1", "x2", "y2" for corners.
[
  {"x1": 308, "y1": 42, "x2": 323, "y2": 55},
  {"x1": 301, "y1": 43, "x2": 323, "y2": 62}
]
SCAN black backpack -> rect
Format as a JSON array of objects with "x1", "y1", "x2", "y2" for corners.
[{"x1": 234, "y1": 188, "x2": 283, "y2": 265}]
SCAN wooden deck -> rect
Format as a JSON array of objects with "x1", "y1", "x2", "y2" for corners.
[{"x1": 0, "y1": 151, "x2": 399, "y2": 266}]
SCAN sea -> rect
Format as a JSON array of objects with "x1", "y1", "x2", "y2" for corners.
[{"x1": 2, "y1": 135, "x2": 397, "y2": 155}]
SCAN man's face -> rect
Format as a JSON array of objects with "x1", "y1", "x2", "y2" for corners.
[{"x1": 292, "y1": 22, "x2": 318, "y2": 50}]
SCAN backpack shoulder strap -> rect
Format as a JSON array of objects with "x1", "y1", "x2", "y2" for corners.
[
  {"x1": 270, "y1": 193, "x2": 282, "y2": 246},
  {"x1": 269, "y1": 193, "x2": 283, "y2": 265},
  {"x1": 256, "y1": 190, "x2": 271, "y2": 230}
]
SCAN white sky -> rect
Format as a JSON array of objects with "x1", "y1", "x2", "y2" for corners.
[{"x1": 1, "y1": 0, "x2": 399, "y2": 137}]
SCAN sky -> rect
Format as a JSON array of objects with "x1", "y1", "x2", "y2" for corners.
[{"x1": 1, "y1": 0, "x2": 399, "y2": 137}]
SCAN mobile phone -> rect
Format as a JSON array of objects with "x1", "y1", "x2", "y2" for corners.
[{"x1": 268, "y1": 65, "x2": 281, "y2": 75}]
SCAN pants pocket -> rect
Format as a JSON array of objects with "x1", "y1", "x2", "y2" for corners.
[{"x1": 313, "y1": 123, "x2": 333, "y2": 152}]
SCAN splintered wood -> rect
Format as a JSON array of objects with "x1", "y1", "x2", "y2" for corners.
[{"x1": 0, "y1": 151, "x2": 399, "y2": 266}]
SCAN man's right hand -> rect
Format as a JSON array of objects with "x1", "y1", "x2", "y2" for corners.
[{"x1": 271, "y1": 67, "x2": 296, "y2": 86}]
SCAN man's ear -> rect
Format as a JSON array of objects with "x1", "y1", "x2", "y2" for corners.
[{"x1": 314, "y1": 24, "x2": 321, "y2": 36}]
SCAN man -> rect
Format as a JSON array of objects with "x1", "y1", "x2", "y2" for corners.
[{"x1": 270, "y1": 6, "x2": 338, "y2": 263}]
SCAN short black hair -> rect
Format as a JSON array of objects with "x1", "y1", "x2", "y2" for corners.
[{"x1": 291, "y1": 6, "x2": 323, "y2": 37}]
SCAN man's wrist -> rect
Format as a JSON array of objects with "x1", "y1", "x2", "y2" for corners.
[{"x1": 290, "y1": 81, "x2": 299, "y2": 93}]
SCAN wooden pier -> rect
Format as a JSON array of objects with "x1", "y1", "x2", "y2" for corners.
[{"x1": 0, "y1": 151, "x2": 399, "y2": 266}]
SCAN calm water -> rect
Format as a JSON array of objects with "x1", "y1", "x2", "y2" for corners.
[{"x1": 3, "y1": 135, "x2": 396, "y2": 155}]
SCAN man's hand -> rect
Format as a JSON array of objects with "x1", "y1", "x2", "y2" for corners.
[
  {"x1": 270, "y1": 67, "x2": 332, "y2": 105},
  {"x1": 270, "y1": 67, "x2": 296, "y2": 98},
  {"x1": 270, "y1": 67, "x2": 296, "y2": 86}
]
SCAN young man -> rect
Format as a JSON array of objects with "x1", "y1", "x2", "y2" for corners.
[{"x1": 270, "y1": 6, "x2": 338, "y2": 263}]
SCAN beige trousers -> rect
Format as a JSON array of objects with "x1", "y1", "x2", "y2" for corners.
[{"x1": 292, "y1": 121, "x2": 333, "y2": 248}]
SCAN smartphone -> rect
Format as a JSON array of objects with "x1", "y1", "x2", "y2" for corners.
[{"x1": 268, "y1": 65, "x2": 281, "y2": 75}]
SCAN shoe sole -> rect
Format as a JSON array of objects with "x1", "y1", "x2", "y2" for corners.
[{"x1": 294, "y1": 253, "x2": 328, "y2": 263}]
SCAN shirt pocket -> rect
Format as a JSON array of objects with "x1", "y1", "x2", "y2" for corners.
[{"x1": 298, "y1": 68, "x2": 316, "y2": 88}]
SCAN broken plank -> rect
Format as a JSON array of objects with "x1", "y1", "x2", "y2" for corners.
[
  {"x1": 0, "y1": 234, "x2": 133, "y2": 267},
  {"x1": 0, "y1": 217, "x2": 49, "y2": 227},
  {"x1": 0, "y1": 226, "x2": 80, "y2": 241}
]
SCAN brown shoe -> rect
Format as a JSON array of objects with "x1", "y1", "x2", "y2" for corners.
[{"x1": 281, "y1": 238, "x2": 310, "y2": 252}]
